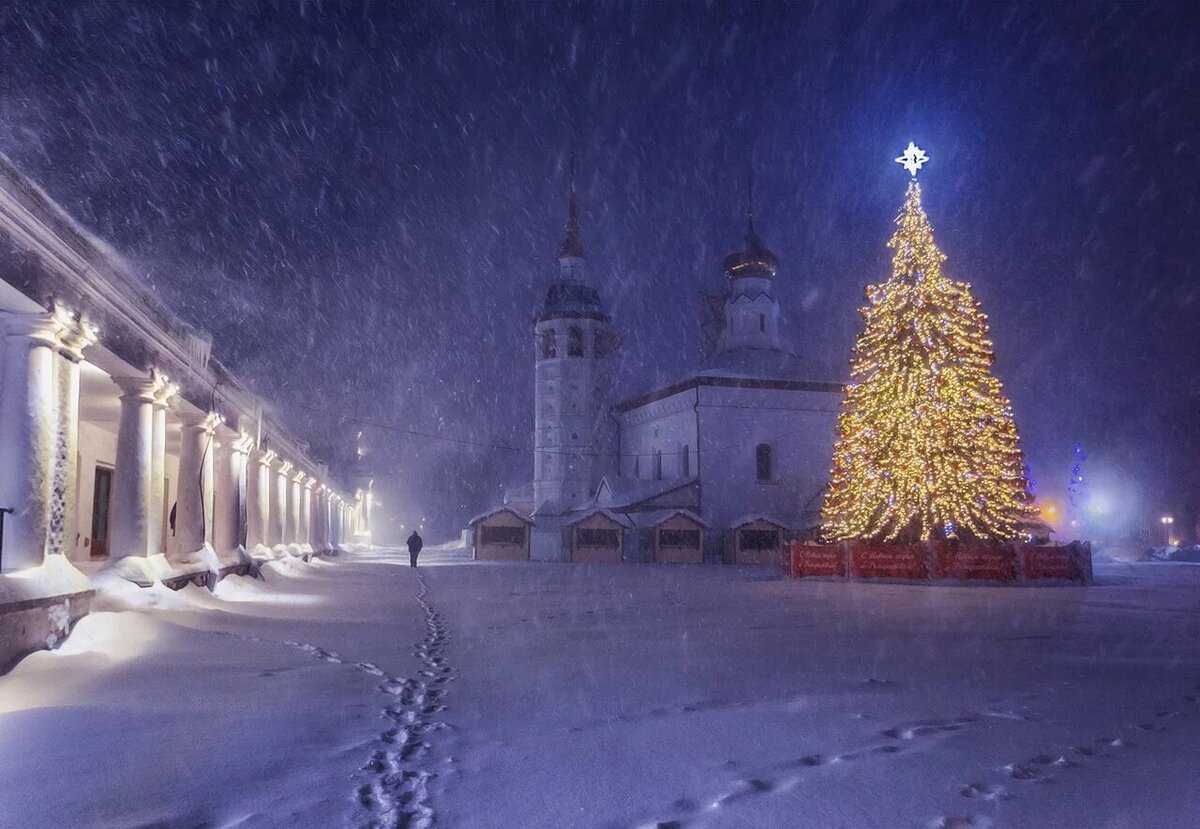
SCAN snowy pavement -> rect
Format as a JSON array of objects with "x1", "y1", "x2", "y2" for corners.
[{"x1": 1, "y1": 548, "x2": 1199, "y2": 829}]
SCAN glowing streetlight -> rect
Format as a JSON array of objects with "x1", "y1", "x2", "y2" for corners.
[{"x1": 1161, "y1": 515, "x2": 1176, "y2": 547}]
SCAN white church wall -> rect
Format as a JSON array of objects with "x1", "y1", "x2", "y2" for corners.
[
  {"x1": 617, "y1": 390, "x2": 698, "y2": 481},
  {"x1": 695, "y1": 385, "x2": 838, "y2": 557}
]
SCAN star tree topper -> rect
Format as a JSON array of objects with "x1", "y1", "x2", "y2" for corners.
[{"x1": 895, "y1": 142, "x2": 929, "y2": 177}]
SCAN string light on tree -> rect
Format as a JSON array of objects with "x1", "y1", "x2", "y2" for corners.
[{"x1": 821, "y1": 144, "x2": 1034, "y2": 542}]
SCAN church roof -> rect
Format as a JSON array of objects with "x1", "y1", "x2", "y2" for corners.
[
  {"x1": 613, "y1": 371, "x2": 843, "y2": 414},
  {"x1": 627, "y1": 509, "x2": 710, "y2": 529}
]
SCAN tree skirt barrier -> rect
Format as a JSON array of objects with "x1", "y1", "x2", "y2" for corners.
[{"x1": 787, "y1": 540, "x2": 1092, "y2": 585}]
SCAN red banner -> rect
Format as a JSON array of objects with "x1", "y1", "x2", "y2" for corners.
[
  {"x1": 788, "y1": 543, "x2": 846, "y2": 578},
  {"x1": 783, "y1": 542, "x2": 1090, "y2": 585},
  {"x1": 934, "y1": 543, "x2": 1018, "y2": 581},
  {"x1": 849, "y1": 543, "x2": 929, "y2": 580},
  {"x1": 1021, "y1": 544, "x2": 1085, "y2": 581}
]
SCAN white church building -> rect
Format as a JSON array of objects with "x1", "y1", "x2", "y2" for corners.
[{"x1": 473, "y1": 173, "x2": 843, "y2": 565}]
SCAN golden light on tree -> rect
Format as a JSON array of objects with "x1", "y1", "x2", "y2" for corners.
[{"x1": 822, "y1": 177, "x2": 1033, "y2": 542}]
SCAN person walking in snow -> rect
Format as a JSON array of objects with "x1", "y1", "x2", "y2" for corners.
[{"x1": 407, "y1": 529, "x2": 423, "y2": 568}]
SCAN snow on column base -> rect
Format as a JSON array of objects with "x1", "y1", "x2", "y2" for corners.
[
  {"x1": 216, "y1": 545, "x2": 254, "y2": 570},
  {"x1": 248, "y1": 543, "x2": 276, "y2": 562},
  {"x1": 0, "y1": 555, "x2": 93, "y2": 604},
  {"x1": 99, "y1": 556, "x2": 159, "y2": 588}
]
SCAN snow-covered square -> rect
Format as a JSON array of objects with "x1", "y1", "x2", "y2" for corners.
[{"x1": 2, "y1": 547, "x2": 1198, "y2": 828}]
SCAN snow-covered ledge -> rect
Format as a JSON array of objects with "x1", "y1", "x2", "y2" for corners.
[{"x1": 0, "y1": 556, "x2": 95, "y2": 673}]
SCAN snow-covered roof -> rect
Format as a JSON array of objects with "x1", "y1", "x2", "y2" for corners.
[
  {"x1": 468, "y1": 505, "x2": 534, "y2": 527},
  {"x1": 729, "y1": 514, "x2": 790, "y2": 530},
  {"x1": 696, "y1": 346, "x2": 838, "y2": 384},
  {"x1": 594, "y1": 476, "x2": 698, "y2": 510},
  {"x1": 627, "y1": 509, "x2": 710, "y2": 529},
  {"x1": 563, "y1": 507, "x2": 633, "y2": 528}
]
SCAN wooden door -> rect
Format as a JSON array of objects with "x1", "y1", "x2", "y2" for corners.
[{"x1": 91, "y1": 466, "x2": 113, "y2": 559}]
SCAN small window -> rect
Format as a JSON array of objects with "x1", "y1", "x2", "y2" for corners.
[
  {"x1": 654, "y1": 450, "x2": 663, "y2": 481},
  {"x1": 634, "y1": 455, "x2": 641, "y2": 478},
  {"x1": 756, "y1": 443, "x2": 772, "y2": 481},
  {"x1": 540, "y1": 329, "x2": 557, "y2": 359},
  {"x1": 567, "y1": 326, "x2": 584, "y2": 357},
  {"x1": 739, "y1": 529, "x2": 779, "y2": 551},
  {"x1": 482, "y1": 525, "x2": 525, "y2": 545},
  {"x1": 681, "y1": 444, "x2": 690, "y2": 478},
  {"x1": 659, "y1": 528, "x2": 700, "y2": 548},
  {"x1": 759, "y1": 313, "x2": 766, "y2": 332},
  {"x1": 577, "y1": 527, "x2": 619, "y2": 547}
]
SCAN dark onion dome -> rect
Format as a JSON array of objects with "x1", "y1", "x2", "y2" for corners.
[
  {"x1": 722, "y1": 216, "x2": 779, "y2": 278},
  {"x1": 534, "y1": 281, "x2": 609, "y2": 323}
]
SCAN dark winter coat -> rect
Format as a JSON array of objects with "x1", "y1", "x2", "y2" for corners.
[{"x1": 407, "y1": 532, "x2": 423, "y2": 555}]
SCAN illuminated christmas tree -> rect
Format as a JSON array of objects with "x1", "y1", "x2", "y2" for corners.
[{"x1": 822, "y1": 144, "x2": 1032, "y2": 542}]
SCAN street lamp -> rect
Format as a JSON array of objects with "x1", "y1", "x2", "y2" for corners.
[{"x1": 1161, "y1": 515, "x2": 1175, "y2": 546}]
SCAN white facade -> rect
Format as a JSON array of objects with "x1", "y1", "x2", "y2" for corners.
[
  {"x1": 615, "y1": 378, "x2": 839, "y2": 559},
  {"x1": 0, "y1": 154, "x2": 372, "y2": 667}
]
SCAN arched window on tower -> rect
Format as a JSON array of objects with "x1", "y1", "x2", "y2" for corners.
[
  {"x1": 567, "y1": 326, "x2": 584, "y2": 357},
  {"x1": 654, "y1": 449, "x2": 663, "y2": 481},
  {"x1": 759, "y1": 313, "x2": 766, "y2": 332},
  {"x1": 756, "y1": 443, "x2": 773, "y2": 482},
  {"x1": 540, "y1": 329, "x2": 557, "y2": 360},
  {"x1": 681, "y1": 443, "x2": 690, "y2": 478}
]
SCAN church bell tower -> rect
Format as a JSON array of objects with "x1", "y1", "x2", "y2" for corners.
[{"x1": 532, "y1": 159, "x2": 618, "y2": 513}]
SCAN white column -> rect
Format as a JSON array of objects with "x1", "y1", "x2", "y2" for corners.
[
  {"x1": 301, "y1": 478, "x2": 313, "y2": 549},
  {"x1": 314, "y1": 487, "x2": 328, "y2": 552},
  {"x1": 360, "y1": 482, "x2": 373, "y2": 543},
  {"x1": 0, "y1": 313, "x2": 62, "y2": 572},
  {"x1": 245, "y1": 449, "x2": 274, "y2": 552},
  {"x1": 147, "y1": 375, "x2": 177, "y2": 556},
  {"x1": 328, "y1": 498, "x2": 339, "y2": 550},
  {"x1": 214, "y1": 430, "x2": 252, "y2": 556},
  {"x1": 174, "y1": 411, "x2": 218, "y2": 560},
  {"x1": 271, "y1": 460, "x2": 290, "y2": 548},
  {"x1": 287, "y1": 471, "x2": 304, "y2": 545},
  {"x1": 49, "y1": 314, "x2": 97, "y2": 560},
  {"x1": 109, "y1": 375, "x2": 158, "y2": 559}
]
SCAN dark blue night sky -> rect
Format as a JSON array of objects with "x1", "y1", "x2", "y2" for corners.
[{"x1": 2, "y1": 1, "x2": 1197, "y2": 540}]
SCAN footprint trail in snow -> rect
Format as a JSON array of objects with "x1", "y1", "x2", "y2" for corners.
[{"x1": 355, "y1": 570, "x2": 454, "y2": 829}]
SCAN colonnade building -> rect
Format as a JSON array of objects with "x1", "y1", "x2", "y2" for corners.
[{"x1": 0, "y1": 155, "x2": 371, "y2": 670}]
